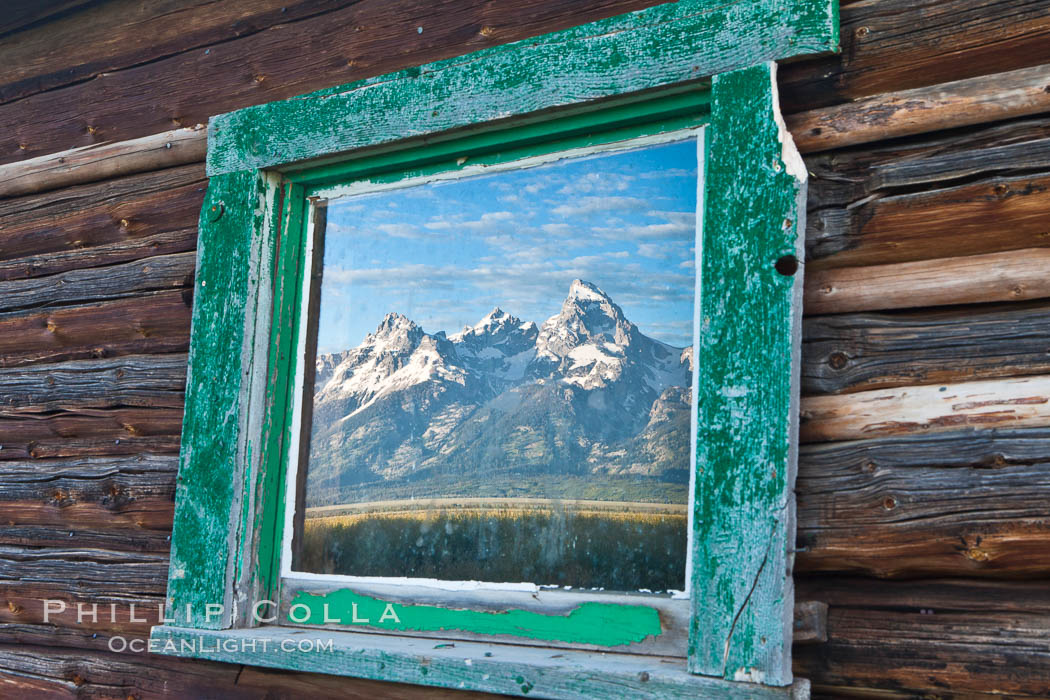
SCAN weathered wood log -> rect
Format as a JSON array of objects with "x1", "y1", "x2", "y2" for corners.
[
  {"x1": 796, "y1": 449, "x2": 1050, "y2": 577},
  {"x1": 0, "y1": 455, "x2": 174, "y2": 538},
  {"x1": 0, "y1": 585, "x2": 162, "y2": 638},
  {"x1": 0, "y1": 0, "x2": 359, "y2": 106},
  {"x1": 0, "y1": 547, "x2": 168, "y2": 593},
  {"x1": 807, "y1": 173, "x2": 1050, "y2": 271},
  {"x1": 869, "y1": 136, "x2": 1050, "y2": 190},
  {"x1": 0, "y1": 290, "x2": 191, "y2": 369},
  {"x1": 802, "y1": 302, "x2": 1050, "y2": 395},
  {"x1": 800, "y1": 426, "x2": 1050, "y2": 470},
  {"x1": 779, "y1": 0, "x2": 1050, "y2": 113},
  {"x1": 800, "y1": 375, "x2": 1050, "y2": 443},
  {"x1": 0, "y1": 623, "x2": 146, "y2": 654},
  {"x1": 787, "y1": 64, "x2": 1050, "y2": 154},
  {"x1": 0, "y1": 525, "x2": 171, "y2": 553},
  {"x1": 796, "y1": 575, "x2": 1050, "y2": 615},
  {"x1": 0, "y1": 0, "x2": 664, "y2": 165},
  {"x1": 0, "y1": 127, "x2": 207, "y2": 199},
  {"x1": 0, "y1": 1, "x2": 96, "y2": 39},
  {"x1": 0, "y1": 252, "x2": 195, "y2": 314},
  {"x1": 796, "y1": 429, "x2": 1050, "y2": 578},
  {"x1": 804, "y1": 248, "x2": 1050, "y2": 315},
  {"x1": 0, "y1": 436, "x2": 181, "y2": 462},
  {"x1": 803, "y1": 115, "x2": 1050, "y2": 214},
  {"x1": 0, "y1": 407, "x2": 183, "y2": 441},
  {"x1": 0, "y1": 408, "x2": 183, "y2": 463},
  {"x1": 0, "y1": 228, "x2": 197, "y2": 283},
  {"x1": 0, "y1": 644, "x2": 504, "y2": 699},
  {"x1": 0, "y1": 354, "x2": 186, "y2": 413},
  {"x1": 793, "y1": 607, "x2": 1050, "y2": 697},
  {"x1": 0, "y1": 163, "x2": 204, "y2": 269}
]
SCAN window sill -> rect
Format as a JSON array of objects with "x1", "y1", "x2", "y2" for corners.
[{"x1": 149, "y1": 625, "x2": 809, "y2": 699}]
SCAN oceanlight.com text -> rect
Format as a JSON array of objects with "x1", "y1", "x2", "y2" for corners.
[{"x1": 110, "y1": 636, "x2": 335, "y2": 655}]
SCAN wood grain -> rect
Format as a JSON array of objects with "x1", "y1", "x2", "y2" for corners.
[
  {"x1": 796, "y1": 449, "x2": 1050, "y2": 577},
  {"x1": 796, "y1": 575, "x2": 1050, "y2": 614},
  {"x1": 0, "y1": 252, "x2": 194, "y2": 314},
  {"x1": 0, "y1": 0, "x2": 96, "y2": 40},
  {"x1": 780, "y1": 0, "x2": 1050, "y2": 113},
  {"x1": 797, "y1": 429, "x2": 1050, "y2": 578},
  {"x1": 0, "y1": 408, "x2": 183, "y2": 461},
  {"x1": 788, "y1": 63, "x2": 1050, "y2": 154},
  {"x1": 0, "y1": 354, "x2": 186, "y2": 413},
  {"x1": 803, "y1": 115, "x2": 1050, "y2": 215},
  {"x1": 800, "y1": 375, "x2": 1050, "y2": 443},
  {"x1": 0, "y1": 228, "x2": 197, "y2": 283},
  {"x1": 802, "y1": 302, "x2": 1050, "y2": 395},
  {"x1": 0, "y1": 546, "x2": 168, "y2": 594},
  {"x1": 0, "y1": 163, "x2": 204, "y2": 273},
  {"x1": 794, "y1": 607, "x2": 1050, "y2": 697},
  {"x1": 807, "y1": 173, "x2": 1050, "y2": 271},
  {"x1": 0, "y1": 1, "x2": 360, "y2": 105},
  {"x1": 0, "y1": 0, "x2": 672, "y2": 164},
  {"x1": 0, "y1": 644, "x2": 504, "y2": 699},
  {"x1": 0, "y1": 290, "x2": 191, "y2": 369},
  {"x1": 0, "y1": 127, "x2": 206, "y2": 200},
  {"x1": 804, "y1": 248, "x2": 1050, "y2": 315},
  {"x1": 870, "y1": 135, "x2": 1050, "y2": 190},
  {"x1": 0, "y1": 524, "x2": 171, "y2": 553}
]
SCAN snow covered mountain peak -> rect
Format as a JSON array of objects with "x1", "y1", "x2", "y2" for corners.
[
  {"x1": 306, "y1": 282, "x2": 694, "y2": 503},
  {"x1": 358, "y1": 312, "x2": 425, "y2": 357},
  {"x1": 537, "y1": 279, "x2": 635, "y2": 360},
  {"x1": 449, "y1": 307, "x2": 538, "y2": 381},
  {"x1": 567, "y1": 278, "x2": 610, "y2": 304},
  {"x1": 452, "y1": 307, "x2": 530, "y2": 341}
]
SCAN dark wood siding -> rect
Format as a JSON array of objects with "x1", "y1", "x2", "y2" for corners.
[{"x1": 0, "y1": 0, "x2": 1048, "y2": 696}]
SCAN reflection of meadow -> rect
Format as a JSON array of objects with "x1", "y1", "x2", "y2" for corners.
[{"x1": 301, "y1": 503, "x2": 687, "y2": 592}]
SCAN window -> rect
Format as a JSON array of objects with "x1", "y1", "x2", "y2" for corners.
[{"x1": 152, "y1": 1, "x2": 837, "y2": 696}]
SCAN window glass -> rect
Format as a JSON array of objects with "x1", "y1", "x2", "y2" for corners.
[{"x1": 296, "y1": 138, "x2": 698, "y2": 592}]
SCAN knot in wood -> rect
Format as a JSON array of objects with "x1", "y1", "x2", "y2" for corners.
[{"x1": 828, "y1": 351, "x2": 849, "y2": 370}]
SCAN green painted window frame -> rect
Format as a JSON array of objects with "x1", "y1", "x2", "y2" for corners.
[{"x1": 150, "y1": 0, "x2": 837, "y2": 697}]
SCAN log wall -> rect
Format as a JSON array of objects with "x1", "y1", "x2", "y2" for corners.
[{"x1": 1, "y1": 0, "x2": 1048, "y2": 696}]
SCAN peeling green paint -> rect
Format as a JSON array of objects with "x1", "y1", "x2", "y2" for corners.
[
  {"x1": 206, "y1": 0, "x2": 838, "y2": 175},
  {"x1": 166, "y1": 169, "x2": 265, "y2": 629},
  {"x1": 158, "y1": 0, "x2": 830, "y2": 691},
  {"x1": 689, "y1": 63, "x2": 806, "y2": 685},
  {"x1": 287, "y1": 588, "x2": 662, "y2": 647}
]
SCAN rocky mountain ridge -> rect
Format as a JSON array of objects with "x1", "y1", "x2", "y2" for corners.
[{"x1": 305, "y1": 280, "x2": 693, "y2": 505}]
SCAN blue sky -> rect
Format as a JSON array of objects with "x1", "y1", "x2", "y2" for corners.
[{"x1": 315, "y1": 138, "x2": 698, "y2": 353}]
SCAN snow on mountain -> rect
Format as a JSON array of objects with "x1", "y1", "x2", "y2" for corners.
[
  {"x1": 307, "y1": 280, "x2": 693, "y2": 504},
  {"x1": 313, "y1": 312, "x2": 468, "y2": 421},
  {"x1": 448, "y1": 307, "x2": 538, "y2": 382},
  {"x1": 531, "y1": 279, "x2": 688, "y2": 396}
]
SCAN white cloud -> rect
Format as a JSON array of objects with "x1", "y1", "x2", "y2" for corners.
[
  {"x1": 636, "y1": 244, "x2": 668, "y2": 259},
  {"x1": 595, "y1": 211, "x2": 695, "y2": 241},
  {"x1": 541, "y1": 223, "x2": 572, "y2": 236},
  {"x1": 551, "y1": 196, "x2": 649, "y2": 218},
  {"x1": 638, "y1": 167, "x2": 697, "y2": 180},
  {"x1": 555, "y1": 172, "x2": 635, "y2": 196},
  {"x1": 377, "y1": 223, "x2": 427, "y2": 239}
]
